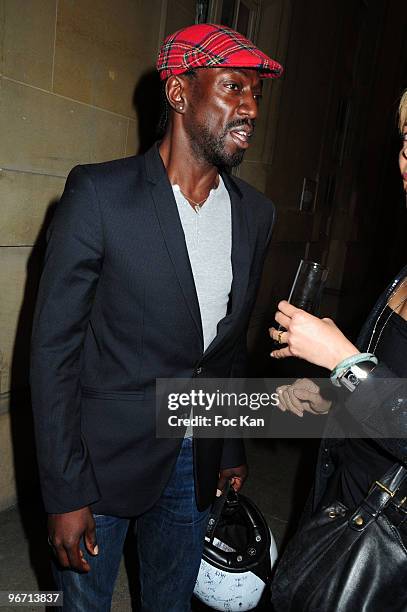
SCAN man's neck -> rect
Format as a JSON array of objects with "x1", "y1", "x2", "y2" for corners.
[{"x1": 159, "y1": 131, "x2": 219, "y2": 199}]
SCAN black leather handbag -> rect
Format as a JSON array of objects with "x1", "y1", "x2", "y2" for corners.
[{"x1": 271, "y1": 463, "x2": 407, "y2": 612}]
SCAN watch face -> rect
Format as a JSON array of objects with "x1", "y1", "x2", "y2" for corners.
[
  {"x1": 340, "y1": 368, "x2": 361, "y2": 392},
  {"x1": 337, "y1": 360, "x2": 377, "y2": 393}
]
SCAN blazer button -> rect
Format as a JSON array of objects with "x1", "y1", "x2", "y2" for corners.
[{"x1": 195, "y1": 367, "x2": 203, "y2": 376}]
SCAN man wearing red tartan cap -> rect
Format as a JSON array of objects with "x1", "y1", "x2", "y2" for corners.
[{"x1": 31, "y1": 23, "x2": 282, "y2": 611}]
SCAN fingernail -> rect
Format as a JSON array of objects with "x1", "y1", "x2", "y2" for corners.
[
  {"x1": 94, "y1": 545, "x2": 99, "y2": 555},
  {"x1": 216, "y1": 489, "x2": 222, "y2": 497}
]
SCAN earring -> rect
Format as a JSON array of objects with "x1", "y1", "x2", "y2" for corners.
[{"x1": 178, "y1": 105, "x2": 184, "y2": 110}]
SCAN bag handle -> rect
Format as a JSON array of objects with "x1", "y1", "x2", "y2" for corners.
[{"x1": 349, "y1": 462, "x2": 407, "y2": 531}]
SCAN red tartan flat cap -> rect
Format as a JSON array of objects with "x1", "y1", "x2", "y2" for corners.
[{"x1": 157, "y1": 23, "x2": 283, "y2": 81}]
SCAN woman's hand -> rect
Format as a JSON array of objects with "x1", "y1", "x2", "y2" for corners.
[
  {"x1": 269, "y1": 301, "x2": 359, "y2": 371},
  {"x1": 276, "y1": 378, "x2": 332, "y2": 417}
]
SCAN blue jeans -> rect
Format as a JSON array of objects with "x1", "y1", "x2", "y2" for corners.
[{"x1": 53, "y1": 438, "x2": 210, "y2": 611}]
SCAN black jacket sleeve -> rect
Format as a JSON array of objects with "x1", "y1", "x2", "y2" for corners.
[
  {"x1": 341, "y1": 362, "x2": 407, "y2": 463},
  {"x1": 30, "y1": 166, "x2": 103, "y2": 513}
]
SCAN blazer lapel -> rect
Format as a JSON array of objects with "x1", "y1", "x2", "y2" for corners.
[
  {"x1": 203, "y1": 171, "x2": 251, "y2": 358},
  {"x1": 144, "y1": 145, "x2": 204, "y2": 349}
]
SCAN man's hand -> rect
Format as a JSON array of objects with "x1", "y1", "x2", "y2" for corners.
[
  {"x1": 276, "y1": 378, "x2": 332, "y2": 417},
  {"x1": 48, "y1": 506, "x2": 98, "y2": 573},
  {"x1": 217, "y1": 464, "x2": 248, "y2": 495}
]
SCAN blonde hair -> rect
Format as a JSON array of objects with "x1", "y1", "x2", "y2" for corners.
[{"x1": 399, "y1": 89, "x2": 407, "y2": 132}]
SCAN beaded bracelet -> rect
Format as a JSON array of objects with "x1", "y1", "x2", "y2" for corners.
[{"x1": 330, "y1": 352, "x2": 378, "y2": 387}]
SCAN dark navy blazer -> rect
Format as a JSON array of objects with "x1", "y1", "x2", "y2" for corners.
[{"x1": 30, "y1": 143, "x2": 275, "y2": 517}]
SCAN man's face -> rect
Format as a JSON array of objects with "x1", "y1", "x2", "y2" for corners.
[{"x1": 182, "y1": 68, "x2": 262, "y2": 169}]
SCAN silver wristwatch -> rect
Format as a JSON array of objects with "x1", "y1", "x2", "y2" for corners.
[{"x1": 337, "y1": 361, "x2": 377, "y2": 393}]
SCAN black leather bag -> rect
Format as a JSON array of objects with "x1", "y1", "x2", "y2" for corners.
[{"x1": 271, "y1": 463, "x2": 407, "y2": 612}]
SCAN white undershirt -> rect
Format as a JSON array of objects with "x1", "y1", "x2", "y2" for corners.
[{"x1": 172, "y1": 176, "x2": 233, "y2": 352}]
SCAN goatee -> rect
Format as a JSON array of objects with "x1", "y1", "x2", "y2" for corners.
[{"x1": 187, "y1": 118, "x2": 254, "y2": 169}]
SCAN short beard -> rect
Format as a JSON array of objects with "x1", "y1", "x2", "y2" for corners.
[{"x1": 186, "y1": 117, "x2": 252, "y2": 170}]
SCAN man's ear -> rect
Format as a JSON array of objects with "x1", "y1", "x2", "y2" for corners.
[{"x1": 165, "y1": 75, "x2": 188, "y2": 113}]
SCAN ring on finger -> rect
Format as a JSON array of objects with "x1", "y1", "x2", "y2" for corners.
[{"x1": 277, "y1": 330, "x2": 283, "y2": 344}]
